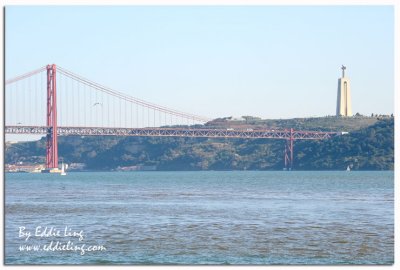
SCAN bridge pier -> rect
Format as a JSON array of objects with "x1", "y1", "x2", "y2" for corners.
[{"x1": 284, "y1": 128, "x2": 294, "y2": 170}]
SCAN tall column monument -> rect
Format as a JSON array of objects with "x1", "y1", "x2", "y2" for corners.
[
  {"x1": 336, "y1": 65, "x2": 352, "y2": 117},
  {"x1": 336, "y1": 65, "x2": 353, "y2": 116}
]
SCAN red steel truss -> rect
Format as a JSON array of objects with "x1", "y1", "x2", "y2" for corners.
[{"x1": 5, "y1": 125, "x2": 340, "y2": 140}]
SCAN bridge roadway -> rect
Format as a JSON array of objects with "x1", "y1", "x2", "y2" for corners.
[{"x1": 5, "y1": 126, "x2": 341, "y2": 140}]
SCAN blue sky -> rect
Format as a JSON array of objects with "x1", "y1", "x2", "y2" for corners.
[{"x1": 6, "y1": 5, "x2": 394, "y2": 119}]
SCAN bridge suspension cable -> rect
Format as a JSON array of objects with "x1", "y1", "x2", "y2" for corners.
[
  {"x1": 5, "y1": 66, "x2": 47, "y2": 85},
  {"x1": 56, "y1": 66, "x2": 209, "y2": 123},
  {"x1": 5, "y1": 64, "x2": 210, "y2": 129}
]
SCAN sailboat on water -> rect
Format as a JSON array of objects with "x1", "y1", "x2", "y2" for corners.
[
  {"x1": 346, "y1": 165, "x2": 351, "y2": 171},
  {"x1": 60, "y1": 162, "x2": 67, "y2": 176}
]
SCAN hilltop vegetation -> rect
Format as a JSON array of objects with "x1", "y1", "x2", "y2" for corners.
[
  {"x1": 205, "y1": 115, "x2": 379, "y2": 131},
  {"x1": 5, "y1": 116, "x2": 394, "y2": 171}
]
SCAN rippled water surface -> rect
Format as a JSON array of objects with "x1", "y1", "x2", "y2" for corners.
[{"x1": 5, "y1": 171, "x2": 393, "y2": 264}]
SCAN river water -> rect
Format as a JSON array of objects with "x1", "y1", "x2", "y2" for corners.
[{"x1": 5, "y1": 171, "x2": 394, "y2": 265}]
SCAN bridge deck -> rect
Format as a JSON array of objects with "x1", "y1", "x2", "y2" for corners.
[{"x1": 5, "y1": 126, "x2": 341, "y2": 140}]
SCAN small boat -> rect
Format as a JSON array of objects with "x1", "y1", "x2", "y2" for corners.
[
  {"x1": 346, "y1": 165, "x2": 351, "y2": 171},
  {"x1": 60, "y1": 162, "x2": 67, "y2": 176}
]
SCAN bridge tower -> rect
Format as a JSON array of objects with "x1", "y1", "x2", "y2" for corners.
[{"x1": 46, "y1": 64, "x2": 58, "y2": 169}]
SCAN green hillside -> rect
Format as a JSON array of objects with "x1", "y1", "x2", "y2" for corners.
[{"x1": 294, "y1": 118, "x2": 394, "y2": 170}]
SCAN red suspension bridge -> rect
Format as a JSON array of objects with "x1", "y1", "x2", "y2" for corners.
[{"x1": 5, "y1": 64, "x2": 342, "y2": 171}]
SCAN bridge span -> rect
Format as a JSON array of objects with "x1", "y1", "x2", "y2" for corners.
[{"x1": 5, "y1": 64, "x2": 344, "y2": 170}]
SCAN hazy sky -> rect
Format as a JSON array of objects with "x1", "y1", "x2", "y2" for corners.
[{"x1": 6, "y1": 5, "x2": 394, "y2": 120}]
